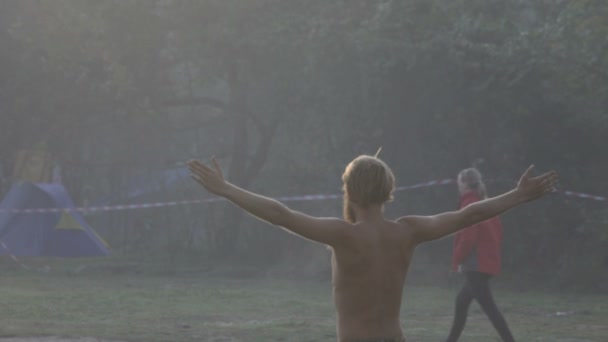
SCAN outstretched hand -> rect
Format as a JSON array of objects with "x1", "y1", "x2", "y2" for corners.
[
  {"x1": 188, "y1": 158, "x2": 229, "y2": 196},
  {"x1": 516, "y1": 165, "x2": 558, "y2": 202}
]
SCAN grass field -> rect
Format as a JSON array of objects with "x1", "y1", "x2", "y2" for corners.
[{"x1": 0, "y1": 260, "x2": 606, "y2": 342}]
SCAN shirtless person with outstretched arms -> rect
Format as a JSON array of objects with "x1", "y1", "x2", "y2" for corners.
[{"x1": 188, "y1": 155, "x2": 557, "y2": 342}]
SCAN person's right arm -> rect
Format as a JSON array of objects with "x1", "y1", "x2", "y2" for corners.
[
  {"x1": 398, "y1": 165, "x2": 557, "y2": 244},
  {"x1": 188, "y1": 158, "x2": 351, "y2": 247}
]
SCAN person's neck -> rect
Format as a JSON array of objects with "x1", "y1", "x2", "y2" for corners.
[{"x1": 353, "y1": 204, "x2": 384, "y2": 223}]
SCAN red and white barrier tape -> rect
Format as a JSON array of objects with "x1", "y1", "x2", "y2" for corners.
[
  {"x1": 0, "y1": 178, "x2": 604, "y2": 214},
  {"x1": 0, "y1": 199, "x2": 216, "y2": 214},
  {"x1": 1, "y1": 177, "x2": 602, "y2": 272},
  {"x1": 560, "y1": 190, "x2": 606, "y2": 202}
]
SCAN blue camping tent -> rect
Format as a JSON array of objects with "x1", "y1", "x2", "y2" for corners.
[{"x1": 0, "y1": 182, "x2": 109, "y2": 257}]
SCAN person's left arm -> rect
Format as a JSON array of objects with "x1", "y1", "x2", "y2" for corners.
[{"x1": 398, "y1": 165, "x2": 557, "y2": 245}]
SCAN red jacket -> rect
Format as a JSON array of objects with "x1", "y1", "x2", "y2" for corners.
[{"x1": 452, "y1": 191, "x2": 503, "y2": 276}]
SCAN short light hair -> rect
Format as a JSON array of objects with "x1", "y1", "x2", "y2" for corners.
[{"x1": 342, "y1": 155, "x2": 395, "y2": 212}]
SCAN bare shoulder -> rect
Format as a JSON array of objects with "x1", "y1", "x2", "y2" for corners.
[
  {"x1": 284, "y1": 211, "x2": 355, "y2": 246},
  {"x1": 395, "y1": 215, "x2": 430, "y2": 241},
  {"x1": 290, "y1": 213, "x2": 352, "y2": 229},
  {"x1": 396, "y1": 211, "x2": 470, "y2": 244},
  {"x1": 395, "y1": 215, "x2": 421, "y2": 230}
]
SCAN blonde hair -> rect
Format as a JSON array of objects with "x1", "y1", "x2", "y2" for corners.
[
  {"x1": 458, "y1": 168, "x2": 487, "y2": 199},
  {"x1": 342, "y1": 155, "x2": 395, "y2": 223}
]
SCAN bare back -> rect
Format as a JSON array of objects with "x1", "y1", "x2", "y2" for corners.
[{"x1": 331, "y1": 219, "x2": 415, "y2": 341}]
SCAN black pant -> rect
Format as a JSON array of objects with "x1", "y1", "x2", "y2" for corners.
[{"x1": 445, "y1": 271, "x2": 515, "y2": 342}]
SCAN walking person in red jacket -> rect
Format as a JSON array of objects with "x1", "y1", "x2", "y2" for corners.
[{"x1": 445, "y1": 168, "x2": 515, "y2": 342}]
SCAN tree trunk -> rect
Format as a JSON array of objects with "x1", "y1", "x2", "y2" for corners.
[{"x1": 211, "y1": 51, "x2": 280, "y2": 257}]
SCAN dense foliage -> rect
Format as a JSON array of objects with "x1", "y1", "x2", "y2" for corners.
[{"x1": 1, "y1": 0, "x2": 606, "y2": 290}]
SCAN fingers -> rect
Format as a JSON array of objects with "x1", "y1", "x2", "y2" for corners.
[
  {"x1": 537, "y1": 171, "x2": 558, "y2": 190},
  {"x1": 540, "y1": 172, "x2": 558, "y2": 184},
  {"x1": 522, "y1": 164, "x2": 535, "y2": 178},
  {"x1": 534, "y1": 170, "x2": 558, "y2": 181},
  {"x1": 187, "y1": 159, "x2": 205, "y2": 170},
  {"x1": 190, "y1": 167, "x2": 215, "y2": 187},
  {"x1": 187, "y1": 158, "x2": 224, "y2": 191},
  {"x1": 518, "y1": 165, "x2": 559, "y2": 200},
  {"x1": 541, "y1": 183, "x2": 556, "y2": 193},
  {"x1": 212, "y1": 157, "x2": 223, "y2": 177},
  {"x1": 536, "y1": 170, "x2": 558, "y2": 194},
  {"x1": 188, "y1": 159, "x2": 214, "y2": 175},
  {"x1": 542, "y1": 182, "x2": 558, "y2": 193},
  {"x1": 540, "y1": 178, "x2": 554, "y2": 188},
  {"x1": 522, "y1": 165, "x2": 558, "y2": 189},
  {"x1": 187, "y1": 159, "x2": 202, "y2": 171}
]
